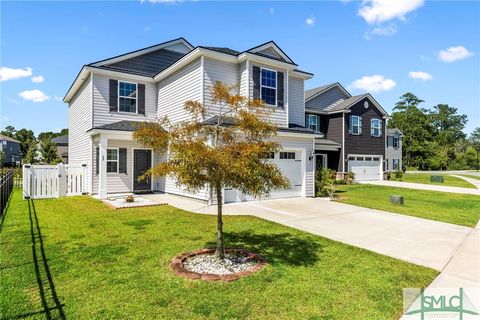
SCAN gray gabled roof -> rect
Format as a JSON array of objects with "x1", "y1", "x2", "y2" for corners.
[
  {"x1": 201, "y1": 46, "x2": 241, "y2": 56},
  {"x1": 96, "y1": 49, "x2": 186, "y2": 77},
  {"x1": 52, "y1": 134, "x2": 68, "y2": 145},
  {"x1": 0, "y1": 134, "x2": 20, "y2": 143},
  {"x1": 322, "y1": 94, "x2": 369, "y2": 112},
  {"x1": 305, "y1": 83, "x2": 337, "y2": 101},
  {"x1": 90, "y1": 120, "x2": 148, "y2": 132},
  {"x1": 387, "y1": 128, "x2": 403, "y2": 136}
]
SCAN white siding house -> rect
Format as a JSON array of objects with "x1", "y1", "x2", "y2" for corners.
[{"x1": 65, "y1": 38, "x2": 317, "y2": 203}]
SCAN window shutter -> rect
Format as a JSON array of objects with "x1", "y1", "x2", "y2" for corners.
[
  {"x1": 379, "y1": 121, "x2": 383, "y2": 136},
  {"x1": 349, "y1": 116, "x2": 353, "y2": 134},
  {"x1": 252, "y1": 66, "x2": 260, "y2": 100},
  {"x1": 371, "y1": 119, "x2": 374, "y2": 136},
  {"x1": 138, "y1": 84, "x2": 145, "y2": 115},
  {"x1": 109, "y1": 80, "x2": 118, "y2": 112},
  {"x1": 359, "y1": 117, "x2": 363, "y2": 135},
  {"x1": 95, "y1": 147, "x2": 99, "y2": 175},
  {"x1": 277, "y1": 72, "x2": 284, "y2": 108},
  {"x1": 119, "y1": 148, "x2": 127, "y2": 174}
]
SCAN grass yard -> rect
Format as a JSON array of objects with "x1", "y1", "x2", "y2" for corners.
[
  {"x1": 0, "y1": 190, "x2": 437, "y2": 320},
  {"x1": 401, "y1": 173, "x2": 476, "y2": 188},
  {"x1": 458, "y1": 174, "x2": 480, "y2": 181},
  {"x1": 336, "y1": 184, "x2": 480, "y2": 227}
]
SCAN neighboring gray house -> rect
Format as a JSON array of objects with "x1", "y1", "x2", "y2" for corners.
[
  {"x1": 0, "y1": 134, "x2": 22, "y2": 166},
  {"x1": 52, "y1": 134, "x2": 68, "y2": 163},
  {"x1": 385, "y1": 128, "x2": 403, "y2": 171},
  {"x1": 65, "y1": 38, "x2": 320, "y2": 202}
]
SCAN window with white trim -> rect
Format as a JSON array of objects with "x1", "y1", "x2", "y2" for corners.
[
  {"x1": 307, "y1": 114, "x2": 320, "y2": 132},
  {"x1": 350, "y1": 115, "x2": 362, "y2": 135},
  {"x1": 118, "y1": 81, "x2": 137, "y2": 113},
  {"x1": 371, "y1": 119, "x2": 382, "y2": 137},
  {"x1": 107, "y1": 149, "x2": 118, "y2": 173},
  {"x1": 261, "y1": 68, "x2": 277, "y2": 106},
  {"x1": 393, "y1": 136, "x2": 399, "y2": 148},
  {"x1": 280, "y1": 152, "x2": 295, "y2": 159}
]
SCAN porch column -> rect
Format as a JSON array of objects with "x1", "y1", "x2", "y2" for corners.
[{"x1": 98, "y1": 135, "x2": 108, "y2": 198}]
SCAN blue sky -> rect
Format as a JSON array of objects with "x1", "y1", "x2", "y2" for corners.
[{"x1": 1, "y1": 0, "x2": 479, "y2": 135}]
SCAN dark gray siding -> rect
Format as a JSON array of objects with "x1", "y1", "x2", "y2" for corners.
[
  {"x1": 344, "y1": 97, "x2": 385, "y2": 158},
  {"x1": 326, "y1": 114, "x2": 343, "y2": 172},
  {"x1": 103, "y1": 49, "x2": 185, "y2": 77},
  {"x1": 1, "y1": 140, "x2": 22, "y2": 165}
]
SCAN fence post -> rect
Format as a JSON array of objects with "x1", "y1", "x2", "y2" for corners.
[
  {"x1": 58, "y1": 163, "x2": 66, "y2": 197},
  {"x1": 22, "y1": 164, "x2": 31, "y2": 200}
]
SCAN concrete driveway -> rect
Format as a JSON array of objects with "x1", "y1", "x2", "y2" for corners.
[{"x1": 144, "y1": 194, "x2": 473, "y2": 271}]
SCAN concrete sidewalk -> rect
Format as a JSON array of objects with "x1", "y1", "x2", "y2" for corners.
[
  {"x1": 359, "y1": 180, "x2": 480, "y2": 195},
  {"x1": 144, "y1": 194, "x2": 473, "y2": 271},
  {"x1": 452, "y1": 174, "x2": 480, "y2": 189}
]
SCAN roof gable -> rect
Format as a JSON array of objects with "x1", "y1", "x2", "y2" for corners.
[
  {"x1": 305, "y1": 82, "x2": 351, "y2": 102},
  {"x1": 247, "y1": 41, "x2": 294, "y2": 64}
]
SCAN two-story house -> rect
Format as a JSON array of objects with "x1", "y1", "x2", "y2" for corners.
[
  {"x1": 385, "y1": 128, "x2": 403, "y2": 171},
  {"x1": 65, "y1": 38, "x2": 321, "y2": 202},
  {"x1": 0, "y1": 134, "x2": 22, "y2": 167},
  {"x1": 305, "y1": 82, "x2": 392, "y2": 181}
]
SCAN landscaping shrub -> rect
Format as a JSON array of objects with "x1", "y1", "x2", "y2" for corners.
[
  {"x1": 390, "y1": 170, "x2": 404, "y2": 181},
  {"x1": 315, "y1": 168, "x2": 337, "y2": 198},
  {"x1": 345, "y1": 172, "x2": 355, "y2": 184}
]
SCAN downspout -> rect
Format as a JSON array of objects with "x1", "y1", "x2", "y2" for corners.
[
  {"x1": 285, "y1": 70, "x2": 289, "y2": 126},
  {"x1": 90, "y1": 73, "x2": 94, "y2": 194},
  {"x1": 246, "y1": 59, "x2": 250, "y2": 100}
]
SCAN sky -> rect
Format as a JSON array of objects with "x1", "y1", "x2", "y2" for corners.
[{"x1": 1, "y1": 0, "x2": 479, "y2": 136}]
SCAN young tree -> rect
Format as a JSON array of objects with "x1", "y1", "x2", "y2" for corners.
[
  {"x1": 14, "y1": 128, "x2": 36, "y2": 157},
  {"x1": 133, "y1": 81, "x2": 289, "y2": 258},
  {"x1": 1, "y1": 125, "x2": 16, "y2": 138},
  {"x1": 40, "y1": 138, "x2": 61, "y2": 164}
]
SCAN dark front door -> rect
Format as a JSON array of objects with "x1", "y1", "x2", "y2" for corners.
[{"x1": 134, "y1": 149, "x2": 152, "y2": 191}]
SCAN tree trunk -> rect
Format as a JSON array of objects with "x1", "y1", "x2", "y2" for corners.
[{"x1": 215, "y1": 182, "x2": 225, "y2": 259}]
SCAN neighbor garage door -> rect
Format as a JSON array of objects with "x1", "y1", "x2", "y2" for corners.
[
  {"x1": 224, "y1": 150, "x2": 303, "y2": 203},
  {"x1": 348, "y1": 155, "x2": 382, "y2": 181}
]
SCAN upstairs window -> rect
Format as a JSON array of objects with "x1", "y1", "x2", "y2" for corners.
[
  {"x1": 393, "y1": 136, "x2": 399, "y2": 148},
  {"x1": 307, "y1": 114, "x2": 320, "y2": 132},
  {"x1": 371, "y1": 119, "x2": 382, "y2": 137},
  {"x1": 349, "y1": 115, "x2": 362, "y2": 135},
  {"x1": 118, "y1": 81, "x2": 137, "y2": 113},
  {"x1": 261, "y1": 68, "x2": 277, "y2": 106}
]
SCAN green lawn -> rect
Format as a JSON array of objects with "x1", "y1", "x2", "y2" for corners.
[
  {"x1": 401, "y1": 173, "x2": 476, "y2": 188},
  {"x1": 458, "y1": 174, "x2": 480, "y2": 181},
  {"x1": 335, "y1": 184, "x2": 480, "y2": 227},
  {"x1": 0, "y1": 190, "x2": 437, "y2": 320}
]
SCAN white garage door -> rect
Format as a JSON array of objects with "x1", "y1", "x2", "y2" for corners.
[
  {"x1": 224, "y1": 150, "x2": 303, "y2": 203},
  {"x1": 348, "y1": 155, "x2": 382, "y2": 181}
]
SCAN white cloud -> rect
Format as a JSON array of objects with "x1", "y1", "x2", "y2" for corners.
[
  {"x1": 306, "y1": 17, "x2": 315, "y2": 26},
  {"x1": 370, "y1": 25, "x2": 396, "y2": 36},
  {"x1": 54, "y1": 96, "x2": 64, "y2": 102},
  {"x1": 19, "y1": 89, "x2": 50, "y2": 103},
  {"x1": 438, "y1": 46, "x2": 474, "y2": 63},
  {"x1": 408, "y1": 71, "x2": 433, "y2": 81},
  {"x1": 0, "y1": 67, "x2": 32, "y2": 82},
  {"x1": 269, "y1": 7, "x2": 274, "y2": 14},
  {"x1": 358, "y1": 0, "x2": 424, "y2": 24},
  {"x1": 349, "y1": 75, "x2": 396, "y2": 93},
  {"x1": 31, "y1": 75, "x2": 44, "y2": 83},
  {"x1": 144, "y1": 26, "x2": 152, "y2": 32}
]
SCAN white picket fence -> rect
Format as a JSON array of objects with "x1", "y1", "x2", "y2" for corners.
[{"x1": 23, "y1": 164, "x2": 87, "y2": 199}]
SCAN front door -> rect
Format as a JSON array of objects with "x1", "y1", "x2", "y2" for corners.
[{"x1": 133, "y1": 149, "x2": 152, "y2": 191}]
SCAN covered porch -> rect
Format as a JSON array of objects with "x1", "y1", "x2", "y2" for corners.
[
  {"x1": 313, "y1": 138, "x2": 342, "y2": 174},
  {"x1": 88, "y1": 121, "x2": 165, "y2": 198}
]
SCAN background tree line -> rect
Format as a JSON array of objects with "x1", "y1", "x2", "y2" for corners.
[
  {"x1": 388, "y1": 93, "x2": 479, "y2": 171},
  {"x1": 1, "y1": 126, "x2": 68, "y2": 165}
]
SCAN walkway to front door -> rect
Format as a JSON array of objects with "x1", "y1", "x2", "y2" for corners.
[{"x1": 133, "y1": 149, "x2": 152, "y2": 191}]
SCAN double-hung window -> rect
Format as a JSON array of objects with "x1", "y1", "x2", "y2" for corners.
[
  {"x1": 371, "y1": 119, "x2": 382, "y2": 137},
  {"x1": 118, "y1": 81, "x2": 137, "y2": 113},
  {"x1": 393, "y1": 159, "x2": 399, "y2": 170},
  {"x1": 393, "y1": 136, "x2": 399, "y2": 148},
  {"x1": 307, "y1": 114, "x2": 320, "y2": 132},
  {"x1": 107, "y1": 149, "x2": 118, "y2": 173},
  {"x1": 350, "y1": 115, "x2": 362, "y2": 135},
  {"x1": 261, "y1": 68, "x2": 277, "y2": 106}
]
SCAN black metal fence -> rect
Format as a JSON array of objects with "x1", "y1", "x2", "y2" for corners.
[{"x1": 1, "y1": 169, "x2": 15, "y2": 215}]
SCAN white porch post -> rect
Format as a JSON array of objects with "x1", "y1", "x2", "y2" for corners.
[{"x1": 98, "y1": 135, "x2": 108, "y2": 198}]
